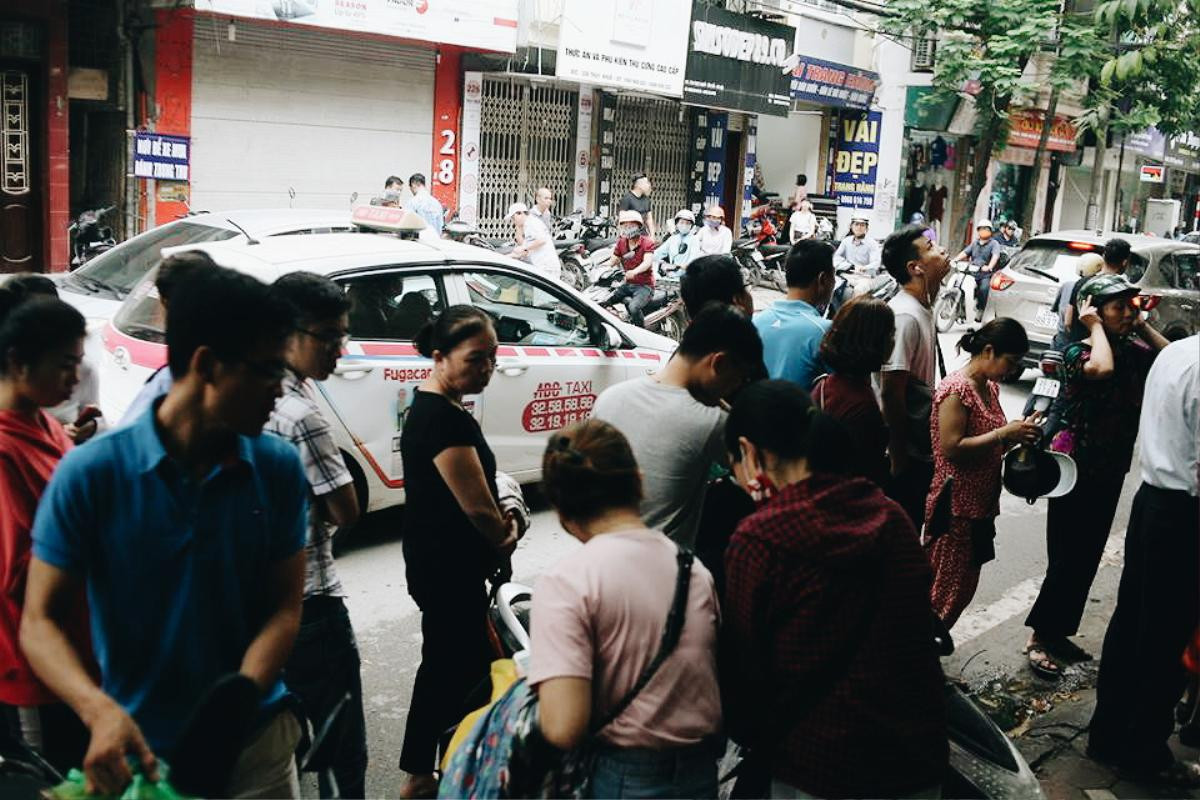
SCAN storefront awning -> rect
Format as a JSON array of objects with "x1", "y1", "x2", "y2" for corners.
[{"x1": 904, "y1": 86, "x2": 958, "y2": 131}]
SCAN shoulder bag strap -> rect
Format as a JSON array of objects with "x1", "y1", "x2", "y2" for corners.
[
  {"x1": 593, "y1": 546, "x2": 694, "y2": 734},
  {"x1": 935, "y1": 336, "x2": 948, "y2": 381}
]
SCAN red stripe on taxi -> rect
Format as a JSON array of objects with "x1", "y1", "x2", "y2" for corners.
[
  {"x1": 103, "y1": 323, "x2": 167, "y2": 369},
  {"x1": 360, "y1": 343, "x2": 419, "y2": 357}
]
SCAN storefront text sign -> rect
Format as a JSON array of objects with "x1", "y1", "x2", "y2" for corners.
[
  {"x1": 790, "y1": 56, "x2": 878, "y2": 111},
  {"x1": 1007, "y1": 110, "x2": 1077, "y2": 152},
  {"x1": 833, "y1": 110, "x2": 882, "y2": 209},
  {"x1": 133, "y1": 132, "x2": 189, "y2": 182},
  {"x1": 1140, "y1": 164, "x2": 1165, "y2": 183},
  {"x1": 201, "y1": 0, "x2": 519, "y2": 53},
  {"x1": 682, "y1": 6, "x2": 794, "y2": 117},
  {"x1": 557, "y1": 0, "x2": 691, "y2": 97},
  {"x1": 1167, "y1": 133, "x2": 1200, "y2": 173}
]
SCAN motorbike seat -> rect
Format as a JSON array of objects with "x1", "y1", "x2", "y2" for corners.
[
  {"x1": 585, "y1": 237, "x2": 615, "y2": 253},
  {"x1": 554, "y1": 238, "x2": 581, "y2": 249},
  {"x1": 759, "y1": 243, "x2": 790, "y2": 257}
]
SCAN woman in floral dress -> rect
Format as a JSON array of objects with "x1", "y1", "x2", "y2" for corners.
[{"x1": 925, "y1": 318, "x2": 1041, "y2": 628}]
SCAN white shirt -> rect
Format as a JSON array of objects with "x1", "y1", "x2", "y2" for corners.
[
  {"x1": 520, "y1": 215, "x2": 562, "y2": 281},
  {"x1": 696, "y1": 223, "x2": 733, "y2": 256},
  {"x1": 834, "y1": 235, "x2": 881, "y2": 273},
  {"x1": 1138, "y1": 335, "x2": 1199, "y2": 495},
  {"x1": 876, "y1": 290, "x2": 937, "y2": 461},
  {"x1": 789, "y1": 211, "x2": 817, "y2": 243}
]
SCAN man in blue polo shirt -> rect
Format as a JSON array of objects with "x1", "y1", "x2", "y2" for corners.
[
  {"x1": 753, "y1": 240, "x2": 836, "y2": 390},
  {"x1": 21, "y1": 265, "x2": 308, "y2": 798}
]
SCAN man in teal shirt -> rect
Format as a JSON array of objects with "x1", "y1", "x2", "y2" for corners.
[{"x1": 753, "y1": 240, "x2": 836, "y2": 390}]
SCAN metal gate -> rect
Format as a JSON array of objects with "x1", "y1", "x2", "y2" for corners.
[
  {"x1": 613, "y1": 95, "x2": 690, "y2": 228},
  {"x1": 477, "y1": 77, "x2": 578, "y2": 237}
]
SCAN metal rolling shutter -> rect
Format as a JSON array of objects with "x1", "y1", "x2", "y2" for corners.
[
  {"x1": 613, "y1": 95, "x2": 689, "y2": 227},
  {"x1": 190, "y1": 18, "x2": 434, "y2": 210},
  {"x1": 475, "y1": 76, "x2": 578, "y2": 237}
]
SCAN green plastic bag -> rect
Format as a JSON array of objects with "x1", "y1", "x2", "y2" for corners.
[{"x1": 46, "y1": 760, "x2": 194, "y2": 800}]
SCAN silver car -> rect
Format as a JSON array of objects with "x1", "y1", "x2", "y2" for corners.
[{"x1": 986, "y1": 230, "x2": 1199, "y2": 365}]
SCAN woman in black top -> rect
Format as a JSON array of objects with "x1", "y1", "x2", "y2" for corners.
[{"x1": 397, "y1": 305, "x2": 519, "y2": 798}]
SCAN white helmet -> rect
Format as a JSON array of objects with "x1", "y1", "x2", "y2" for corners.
[
  {"x1": 617, "y1": 209, "x2": 644, "y2": 225},
  {"x1": 674, "y1": 209, "x2": 695, "y2": 224},
  {"x1": 704, "y1": 205, "x2": 726, "y2": 220},
  {"x1": 976, "y1": 219, "x2": 994, "y2": 230},
  {"x1": 851, "y1": 214, "x2": 870, "y2": 225}
]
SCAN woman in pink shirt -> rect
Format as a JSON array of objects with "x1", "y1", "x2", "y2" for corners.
[
  {"x1": 530, "y1": 419, "x2": 723, "y2": 798},
  {"x1": 0, "y1": 284, "x2": 92, "y2": 771}
]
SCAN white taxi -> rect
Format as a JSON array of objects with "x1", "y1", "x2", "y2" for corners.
[{"x1": 98, "y1": 214, "x2": 677, "y2": 513}]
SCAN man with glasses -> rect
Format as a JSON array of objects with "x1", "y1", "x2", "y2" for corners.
[
  {"x1": 22, "y1": 265, "x2": 309, "y2": 798},
  {"x1": 265, "y1": 272, "x2": 367, "y2": 799}
]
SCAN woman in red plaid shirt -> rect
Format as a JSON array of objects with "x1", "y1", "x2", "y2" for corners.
[{"x1": 721, "y1": 381, "x2": 947, "y2": 798}]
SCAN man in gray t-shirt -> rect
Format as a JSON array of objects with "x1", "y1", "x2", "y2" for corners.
[{"x1": 591, "y1": 305, "x2": 765, "y2": 548}]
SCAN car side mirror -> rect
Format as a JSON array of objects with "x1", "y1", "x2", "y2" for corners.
[{"x1": 589, "y1": 318, "x2": 621, "y2": 349}]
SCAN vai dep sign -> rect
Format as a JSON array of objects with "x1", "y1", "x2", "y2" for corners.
[
  {"x1": 832, "y1": 111, "x2": 882, "y2": 209},
  {"x1": 133, "y1": 132, "x2": 189, "y2": 182}
]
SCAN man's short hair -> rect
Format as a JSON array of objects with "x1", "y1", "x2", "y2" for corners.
[
  {"x1": 167, "y1": 265, "x2": 294, "y2": 379},
  {"x1": 1103, "y1": 237, "x2": 1132, "y2": 266},
  {"x1": 677, "y1": 303, "x2": 764, "y2": 376},
  {"x1": 271, "y1": 271, "x2": 351, "y2": 328},
  {"x1": 156, "y1": 251, "x2": 216, "y2": 306},
  {"x1": 384, "y1": 175, "x2": 403, "y2": 189},
  {"x1": 785, "y1": 240, "x2": 835, "y2": 288},
  {"x1": 881, "y1": 224, "x2": 928, "y2": 284},
  {"x1": 681, "y1": 255, "x2": 745, "y2": 317},
  {"x1": 408, "y1": 173, "x2": 426, "y2": 188},
  {"x1": 631, "y1": 173, "x2": 647, "y2": 189}
]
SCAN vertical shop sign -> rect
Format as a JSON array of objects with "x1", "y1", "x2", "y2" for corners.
[
  {"x1": 742, "y1": 116, "x2": 758, "y2": 226},
  {"x1": 687, "y1": 109, "x2": 709, "y2": 214},
  {"x1": 458, "y1": 71, "x2": 483, "y2": 226},
  {"x1": 833, "y1": 110, "x2": 882, "y2": 210},
  {"x1": 431, "y1": 50, "x2": 462, "y2": 213},
  {"x1": 596, "y1": 92, "x2": 618, "y2": 217},
  {"x1": 1, "y1": 71, "x2": 29, "y2": 194},
  {"x1": 573, "y1": 88, "x2": 594, "y2": 214},
  {"x1": 703, "y1": 112, "x2": 728, "y2": 210}
]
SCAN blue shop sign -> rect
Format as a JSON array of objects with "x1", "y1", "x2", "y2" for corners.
[
  {"x1": 133, "y1": 132, "x2": 190, "y2": 182},
  {"x1": 790, "y1": 56, "x2": 879, "y2": 110}
]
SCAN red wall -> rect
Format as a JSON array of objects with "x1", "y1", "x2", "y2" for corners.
[
  {"x1": 430, "y1": 48, "x2": 463, "y2": 214},
  {"x1": 153, "y1": 8, "x2": 194, "y2": 226}
]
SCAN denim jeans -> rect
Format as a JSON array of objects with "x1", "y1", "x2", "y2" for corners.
[
  {"x1": 609, "y1": 283, "x2": 654, "y2": 327},
  {"x1": 283, "y1": 595, "x2": 368, "y2": 798},
  {"x1": 589, "y1": 741, "x2": 720, "y2": 799}
]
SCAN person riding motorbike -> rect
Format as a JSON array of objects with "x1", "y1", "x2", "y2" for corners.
[
  {"x1": 602, "y1": 210, "x2": 658, "y2": 328},
  {"x1": 954, "y1": 220, "x2": 1002, "y2": 323},
  {"x1": 654, "y1": 209, "x2": 700, "y2": 275},
  {"x1": 835, "y1": 215, "x2": 882, "y2": 276}
]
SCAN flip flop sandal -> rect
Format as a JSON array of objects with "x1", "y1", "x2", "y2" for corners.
[
  {"x1": 1026, "y1": 647, "x2": 1063, "y2": 680},
  {"x1": 1046, "y1": 638, "x2": 1094, "y2": 663}
]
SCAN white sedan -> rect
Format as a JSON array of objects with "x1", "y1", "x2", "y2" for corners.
[{"x1": 98, "y1": 231, "x2": 677, "y2": 513}]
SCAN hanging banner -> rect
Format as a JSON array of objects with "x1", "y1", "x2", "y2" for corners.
[
  {"x1": 703, "y1": 112, "x2": 728, "y2": 210},
  {"x1": 790, "y1": 56, "x2": 879, "y2": 111},
  {"x1": 556, "y1": 0, "x2": 691, "y2": 97},
  {"x1": 682, "y1": 6, "x2": 793, "y2": 117},
  {"x1": 687, "y1": 109, "x2": 709, "y2": 215},
  {"x1": 742, "y1": 117, "x2": 758, "y2": 226},
  {"x1": 833, "y1": 110, "x2": 882, "y2": 210},
  {"x1": 198, "y1": 0, "x2": 519, "y2": 53},
  {"x1": 133, "y1": 132, "x2": 190, "y2": 182},
  {"x1": 596, "y1": 92, "x2": 618, "y2": 217},
  {"x1": 457, "y1": 72, "x2": 483, "y2": 226},
  {"x1": 572, "y1": 89, "x2": 594, "y2": 214},
  {"x1": 430, "y1": 50, "x2": 462, "y2": 214}
]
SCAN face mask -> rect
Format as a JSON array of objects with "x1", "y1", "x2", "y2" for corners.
[
  {"x1": 978, "y1": 230, "x2": 992, "y2": 241},
  {"x1": 706, "y1": 218, "x2": 721, "y2": 229},
  {"x1": 676, "y1": 223, "x2": 692, "y2": 235},
  {"x1": 621, "y1": 225, "x2": 640, "y2": 239}
]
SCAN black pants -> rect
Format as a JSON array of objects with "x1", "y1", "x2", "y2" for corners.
[
  {"x1": 398, "y1": 577, "x2": 492, "y2": 774},
  {"x1": 609, "y1": 283, "x2": 653, "y2": 327},
  {"x1": 1025, "y1": 475, "x2": 1125, "y2": 638},
  {"x1": 887, "y1": 459, "x2": 935, "y2": 533},
  {"x1": 974, "y1": 269, "x2": 993, "y2": 317},
  {"x1": 1, "y1": 701, "x2": 89, "y2": 776},
  {"x1": 1089, "y1": 484, "x2": 1200, "y2": 769},
  {"x1": 284, "y1": 595, "x2": 369, "y2": 799}
]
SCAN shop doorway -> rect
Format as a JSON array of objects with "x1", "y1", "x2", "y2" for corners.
[
  {"x1": 721, "y1": 130, "x2": 744, "y2": 225},
  {"x1": 0, "y1": 64, "x2": 40, "y2": 272}
]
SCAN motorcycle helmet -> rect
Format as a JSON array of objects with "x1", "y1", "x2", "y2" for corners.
[
  {"x1": 1076, "y1": 252, "x2": 1105, "y2": 278},
  {"x1": 1003, "y1": 445, "x2": 1077, "y2": 503},
  {"x1": 850, "y1": 214, "x2": 870, "y2": 225},
  {"x1": 976, "y1": 219, "x2": 994, "y2": 231},
  {"x1": 1078, "y1": 273, "x2": 1139, "y2": 306},
  {"x1": 617, "y1": 209, "x2": 643, "y2": 238},
  {"x1": 909, "y1": 212, "x2": 926, "y2": 225},
  {"x1": 674, "y1": 209, "x2": 696, "y2": 225}
]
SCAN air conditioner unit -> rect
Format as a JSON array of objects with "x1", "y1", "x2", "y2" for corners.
[{"x1": 911, "y1": 32, "x2": 937, "y2": 72}]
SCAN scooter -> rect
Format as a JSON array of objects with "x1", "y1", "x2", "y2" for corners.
[
  {"x1": 732, "y1": 238, "x2": 788, "y2": 293},
  {"x1": 826, "y1": 265, "x2": 900, "y2": 319},
  {"x1": 934, "y1": 260, "x2": 981, "y2": 333},
  {"x1": 68, "y1": 205, "x2": 116, "y2": 270},
  {"x1": 589, "y1": 265, "x2": 688, "y2": 342},
  {"x1": 485, "y1": 582, "x2": 1044, "y2": 800}
]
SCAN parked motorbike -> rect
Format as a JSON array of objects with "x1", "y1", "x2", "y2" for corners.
[
  {"x1": 68, "y1": 205, "x2": 116, "y2": 270},
  {"x1": 588, "y1": 265, "x2": 688, "y2": 341},
  {"x1": 934, "y1": 260, "x2": 981, "y2": 333},
  {"x1": 485, "y1": 581, "x2": 1043, "y2": 800},
  {"x1": 826, "y1": 265, "x2": 900, "y2": 319},
  {"x1": 732, "y1": 238, "x2": 788, "y2": 293}
]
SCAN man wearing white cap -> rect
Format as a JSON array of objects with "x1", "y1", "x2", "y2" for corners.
[{"x1": 506, "y1": 202, "x2": 561, "y2": 282}]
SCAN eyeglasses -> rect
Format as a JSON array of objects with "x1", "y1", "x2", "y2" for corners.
[
  {"x1": 297, "y1": 327, "x2": 350, "y2": 348},
  {"x1": 235, "y1": 357, "x2": 288, "y2": 383}
]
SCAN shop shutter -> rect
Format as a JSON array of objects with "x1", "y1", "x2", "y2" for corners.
[
  {"x1": 613, "y1": 95, "x2": 690, "y2": 228},
  {"x1": 475, "y1": 76, "x2": 578, "y2": 237},
  {"x1": 190, "y1": 18, "x2": 434, "y2": 210}
]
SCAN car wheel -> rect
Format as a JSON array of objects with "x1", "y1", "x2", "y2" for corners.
[{"x1": 560, "y1": 260, "x2": 587, "y2": 290}]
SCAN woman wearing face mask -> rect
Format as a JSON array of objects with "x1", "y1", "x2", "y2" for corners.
[
  {"x1": 1023, "y1": 275, "x2": 1169, "y2": 680},
  {"x1": 697, "y1": 205, "x2": 733, "y2": 256},
  {"x1": 397, "y1": 306, "x2": 520, "y2": 798},
  {"x1": 654, "y1": 209, "x2": 699, "y2": 274},
  {"x1": 720, "y1": 380, "x2": 947, "y2": 799},
  {"x1": 0, "y1": 289, "x2": 93, "y2": 773},
  {"x1": 924, "y1": 319, "x2": 1041, "y2": 629}
]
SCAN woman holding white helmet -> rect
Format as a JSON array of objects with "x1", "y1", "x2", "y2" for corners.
[
  {"x1": 655, "y1": 209, "x2": 700, "y2": 272},
  {"x1": 602, "y1": 210, "x2": 658, "y2": 327},
  {"x1": 697, "y1": 205, "x2": 733, "y2": 256}
]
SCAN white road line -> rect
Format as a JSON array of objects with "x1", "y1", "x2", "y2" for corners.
[{"x1": 953, "y1": 532, "x2": 1126, "y2": 646}]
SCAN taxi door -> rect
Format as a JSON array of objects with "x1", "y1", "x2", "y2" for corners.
[
  {"x1": 317, "y1": 267, "x2": 451, "y2": 511},
  {"x1": 448, "y1": 266, "x2": 664, "y2": 481}
]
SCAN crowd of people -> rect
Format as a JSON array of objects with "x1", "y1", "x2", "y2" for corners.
[{"x1": 0, "y1": 215, "x2": 1195, "y2": 799}]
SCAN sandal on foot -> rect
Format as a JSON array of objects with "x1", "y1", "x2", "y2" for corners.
[
  {"x1": 1026, "y1": 647, "x2": 1063, "y2": 680},
  {"x1": 1045, "y1": 637, "x2": 1094, "y2": 663}
]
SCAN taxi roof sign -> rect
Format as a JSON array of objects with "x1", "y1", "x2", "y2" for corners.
[{"x1": 352, "y1": 205, "x2": 429, "y2": 236}]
